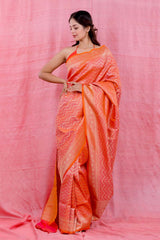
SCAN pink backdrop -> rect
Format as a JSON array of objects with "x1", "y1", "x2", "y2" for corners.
[{"x1": 0, "y1": 0, "x2": 160, "y2": 239}]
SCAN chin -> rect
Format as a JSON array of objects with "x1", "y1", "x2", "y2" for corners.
[{"x1": 74, "y1": 37, "x2": 79, "y2": 41}]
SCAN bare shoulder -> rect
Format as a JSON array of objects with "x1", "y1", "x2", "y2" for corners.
[
  {"x1": 61, "y1": 46, "x2": 77, "y2": 61},
  {"x1": 39, "y1": 46, "x2": 76, "y2": 73}
]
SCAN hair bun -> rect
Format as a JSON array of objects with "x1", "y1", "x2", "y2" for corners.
[{"x1": 90, "y1": 24, "x2": 97, "y2": 32}]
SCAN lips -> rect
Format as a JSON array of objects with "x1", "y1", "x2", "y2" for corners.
[{"x1": 72, "y1": 35, "x2": 77, "y2": 38}]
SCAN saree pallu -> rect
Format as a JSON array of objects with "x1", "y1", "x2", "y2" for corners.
[{"x1": 38, "y1": 45, "x2": 121, "y2": 233}]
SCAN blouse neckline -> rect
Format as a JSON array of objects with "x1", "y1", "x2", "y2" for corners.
[
  {"x1": 66, "y1": 45, "x2": 105, "y2": 62},
  {"x1": 76, "y1": 45, "x2": 105, "y2": 55}
]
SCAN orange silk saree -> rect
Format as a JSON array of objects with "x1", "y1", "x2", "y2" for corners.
[{"x1": 36, "y1": 45, "x2": 121, "y2": 234}]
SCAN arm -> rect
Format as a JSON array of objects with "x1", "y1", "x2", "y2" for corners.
[{"x1": 38, "y1": 48, "x2": 67, "y2": 87}]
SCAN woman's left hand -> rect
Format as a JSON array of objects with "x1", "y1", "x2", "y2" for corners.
[{"x1": 67, "y1": 82, "x2": 82, "y2": 93}]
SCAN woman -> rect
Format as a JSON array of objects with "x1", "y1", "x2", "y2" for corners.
[{"x1": 35, "y1": 10, "x2": 121, "y2": 234}]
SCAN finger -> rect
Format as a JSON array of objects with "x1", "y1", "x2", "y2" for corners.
[{"x1": 69, "y1": 81, "x2": 76, "y2": 85}]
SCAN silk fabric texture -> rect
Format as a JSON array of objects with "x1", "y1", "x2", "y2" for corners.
[{"x1": 38, "y1": 45, "x2": 121, "y2": 233}]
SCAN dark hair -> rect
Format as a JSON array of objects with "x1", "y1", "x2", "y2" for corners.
[{"x1": 69, "y1": 10, "x2": 100, "y2": 46}]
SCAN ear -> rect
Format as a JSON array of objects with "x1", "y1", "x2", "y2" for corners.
[{"x1": 86, "y1": 26, "x2": 90, "y2": 33}]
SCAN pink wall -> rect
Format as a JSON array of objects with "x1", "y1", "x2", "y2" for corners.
[{"x1": 0, "y1": 0, "x2": 160, "y2": 239}]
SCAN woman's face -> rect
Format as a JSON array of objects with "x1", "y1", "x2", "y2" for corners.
[{"x1": 69, "y1": 18, "x2": 89, "y2": 42}]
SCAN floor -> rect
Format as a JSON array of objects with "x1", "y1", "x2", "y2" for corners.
[{"x1": 0, "y1": 217, "x2": 160, "y2": 240}]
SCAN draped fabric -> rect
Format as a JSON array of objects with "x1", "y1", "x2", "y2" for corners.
[
  {"x1": 1, "y1": 0, "x2": 160, "y2": 239},
  {"x1": 37, "y1": 45, "x2": 121, "y2": 233}
]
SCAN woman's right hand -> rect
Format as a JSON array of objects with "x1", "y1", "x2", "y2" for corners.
[{"x1": 67, "y1": 82, "x2": 82, "y2": 93}]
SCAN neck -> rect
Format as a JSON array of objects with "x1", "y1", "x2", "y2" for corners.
[{"x1": 78, "y1": 36, "x2": 93, "y2": 49}]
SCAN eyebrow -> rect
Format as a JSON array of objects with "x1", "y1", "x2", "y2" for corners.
[{"x1": 70, "y1": 24, "x2": 78, "y2": 27}]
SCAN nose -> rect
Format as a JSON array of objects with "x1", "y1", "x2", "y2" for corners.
[{"x1": 71, "y1": 29, "x2": 75, "y2": 34}]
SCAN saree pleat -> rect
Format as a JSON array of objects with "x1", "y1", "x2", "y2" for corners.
[
  {"x1": 37, "y1": 45, "x2": 121, "y2": 233},
  {"x1": 59, "y1": 156, "x2": 92, "y2": 233}
]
